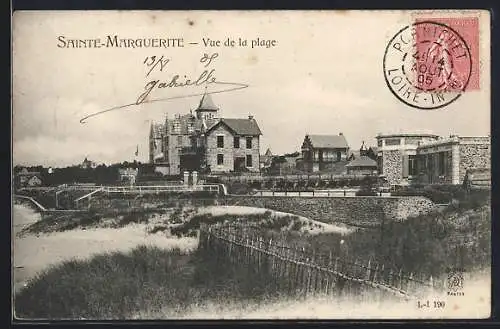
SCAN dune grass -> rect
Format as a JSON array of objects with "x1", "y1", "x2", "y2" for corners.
[{"x1": 14, "y1": 244, "x2": 279, "y2": 320}]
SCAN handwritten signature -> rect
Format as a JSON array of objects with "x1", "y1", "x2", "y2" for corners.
[{"x1": 80, "y1": 52, "x2": 248, "y2": 123}]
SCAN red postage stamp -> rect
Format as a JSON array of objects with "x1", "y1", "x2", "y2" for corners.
[{"x1": 414, "y1": 17, "x2": 479, "y2": 92}]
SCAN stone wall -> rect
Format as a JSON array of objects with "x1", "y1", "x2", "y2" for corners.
[
  {"x1": 459, "y1": 141, "x2": 490, "y2": 183},
  {"x1": 382, "y1": 150, "x2": 403, "y2": 185},
  {"x1": 224, "y1": 195, "x2": 435, "y2": 228},
  {"x1": 206, "y1": 125, "x2": 260, "y2": 173},
  {"x1": 84, "y1": 194, "x2": 435, "y2": 228}
]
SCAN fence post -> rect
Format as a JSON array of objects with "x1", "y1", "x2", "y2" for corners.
[
  {"x1": 429, "y1": 275, "x2": 434, "y2": 291},
  {"x1": 388, "y1": 269, "x2": 394, "y2": 286},
  {"x1": 398, "y1": 268, "x2": 403, "y2": 290},
  {"x1": 380, "y1": 264, "x2": 385, "y2": 283},
  {"x1": 372, "y1": 263, "x2": 379, "y2": 283},
  {"x1": 353, "y1": 258, "x2": 359, "y2": 278},
  {"x1": 334, "y1": 257, "x2": 339, "y2": 273},
  {"x1": 408, "y1": 272, "x2": 414, "y2": 294},
  {"x1": 365, "y1": 259, "x2": 372, "y2": 281}
]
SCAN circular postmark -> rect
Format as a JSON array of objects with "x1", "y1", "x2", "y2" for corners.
[{"x1": 383, "y1": 21, "x2": 472, "y2": 110}]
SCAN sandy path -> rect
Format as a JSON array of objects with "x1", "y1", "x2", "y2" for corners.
[
  {"x1": 198, "y1": 205, "x2": 355, "y2": 235},
  {"x1": 12, "y1": 205, "x2": 198, "y2": 293}
]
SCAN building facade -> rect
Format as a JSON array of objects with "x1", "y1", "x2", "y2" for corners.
[
  {"x1": 376, "y1": 133, "x2": 490, "y2": 186},
  {"x1": 299, "y1": 133, "x2": 350, "y2": 173},
  {"x1": 149, "y1": 94, "x2": 262, "y2": 175},
  {"x1": 415, "y1": 136, "x2": 490, "y2": 185}
]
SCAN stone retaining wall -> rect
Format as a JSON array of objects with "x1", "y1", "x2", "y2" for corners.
[
  {"x1": 84, "y1": 194, "x2": 435, "y2": 228},
  {"x1": 224, "y1": 195, "x2": 435, "y2": 228}
]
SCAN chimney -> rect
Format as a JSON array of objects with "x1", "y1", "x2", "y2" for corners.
[{"x1": 248, "y1": 115, "x2": 254, "y2": 120}]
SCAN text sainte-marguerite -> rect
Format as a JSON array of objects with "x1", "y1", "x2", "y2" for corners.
[{"x1": 57, "y1": 35, "x2": 184, "y2": 48}]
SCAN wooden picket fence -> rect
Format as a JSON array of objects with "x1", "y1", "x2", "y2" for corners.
[{"x1": 199, "y1": 223, "x2": 442, "y2": 300}]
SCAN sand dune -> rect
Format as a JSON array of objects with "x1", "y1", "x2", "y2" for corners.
[{"x1": 12, "y1": 204, "x2": 198, "y2": 293}]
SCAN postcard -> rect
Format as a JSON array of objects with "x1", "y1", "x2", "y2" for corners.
[{"x1": 12, "y1": 10, "x2": 491, "y2": 320}]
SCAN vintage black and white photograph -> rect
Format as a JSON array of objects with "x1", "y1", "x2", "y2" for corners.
[{"x1": 12, "y1": 10, "x2": 491, "y2": 319}]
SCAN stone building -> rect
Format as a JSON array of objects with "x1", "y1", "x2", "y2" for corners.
[
  {"x1": 375, "y1": 133, "x2": 440, "y2": 185},
  {"x1": 376, "y1": 133, "x2": 490, "y2": 186},
  {"x1": 149, "y1": 94, "x2": 262, "y2": 175},
  {"x1": 118, "y1": 168, "x2": 139, "y2": 185},
  {"x1": 299, "y1": 133, "x2": 350, "y2": 173},
  {"x1": 15, "y1": 168, "x2": 43, "y2": 188},
  {"x1": 415, "y1": 136, "x2": 490, "y2": 185}
]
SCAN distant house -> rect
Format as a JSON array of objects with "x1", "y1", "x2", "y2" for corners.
[
  {"x1": 81, "y1": 157, "x2": 97, "y2": 169},
  {"x1": 260, "y1": 148, "x2": 274, "y2": 170},
  {"x1": 118, "y1": 168, "x2": 139, "y2": 185},
  {"x1": 300, "y1": 133, "x2": 350, "y2": 173},
  {"x1": 271, "y1": 152, "x2": 301, "y2": 175},
  {"x1": 15, "y1": 168, "x2": 43, "y2": 188},
  {"x1": 348, "y1": 142, "x2": 378, "y2": 162},
  {"x1": 346, "y1": 156, "x2": 378, "y2": 175}
]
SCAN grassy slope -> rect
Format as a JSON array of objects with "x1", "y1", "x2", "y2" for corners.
[
  {"x1": 15, "y1": 191, "x2": 491, "y2": 319},
  {"x1": 14, "y1": 245, "x2": 279, "y2": 319}
]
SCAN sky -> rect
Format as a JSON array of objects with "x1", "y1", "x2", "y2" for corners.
[{"x1": 12, "y1": 10, "x2": 490, "y2": 167}]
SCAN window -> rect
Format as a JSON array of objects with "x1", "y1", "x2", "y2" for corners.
[
  {"x1": 377, "y1": 156, "x2": 383, "y2": 174},
  {"x1": 173, "y1": 120, "x2": 181, "y2": 134},
  {"x1": 336, "y1": 151, "x2": 341, "y2": 161},
  {"x1": 439, "y1": 152, "x2": 446, "y2": 176},
  {"x1": 177, "y1": 135, "x2": 182, "y2": 145},
  {"x1": 246, "y1": 155, "x2": 253, "y2": 167},
  {"x1": 217, "y1": 154, "x2": 224, "y2": 165},
  {"x1": 408, "y1": 155, "x2": 417, "y2": 176},
  {"x1": 217, "y1": 135, "x2": 224, "y2": 148},
  {"x1": 385, "y1": 138, "x2": 401, "y2": 146},
  {"x1": 246, "y1": 137, "x2": 252, "y2": 149},
  {"x1": 377, "y1": 139, "x2": 383, "y2": 147},
  {"x1": 234, "y1": 136, "x2": 240, "y2": 148}
]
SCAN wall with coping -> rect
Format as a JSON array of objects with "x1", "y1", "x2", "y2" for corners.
[
  {"x1": 84, "y1": 194, "x2": 435, "y2": 228},
  {"x1": 224, "y1": 195, "x2": 435, "y2": 228}
]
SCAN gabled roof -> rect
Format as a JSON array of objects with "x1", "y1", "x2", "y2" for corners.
[
  {"x1": 306, "y1": 134, "x2": 349, "y2": 149},
  {"x1": 264, "y1": 148, "x2": 273, "y2": 156},
  {"x1": 346, "y1": 156, "x2": 377, "y2": 167},
  {"x1": 196, "y1": 93, "x2": 219, "y2": 112},
  {"x1": 207, "y1": 118, "x2": 262, "y2": 136}
]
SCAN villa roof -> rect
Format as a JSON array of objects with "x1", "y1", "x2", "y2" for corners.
[
  {"x1": 306, "y1": 134, "x2": 349, "y2": 149},
  {"x1": 207, "y1": 118, "x2": 262, "y2": 136},
  {"x1": 346, "y1": 156, "x2": 377, "y2": 167}
]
